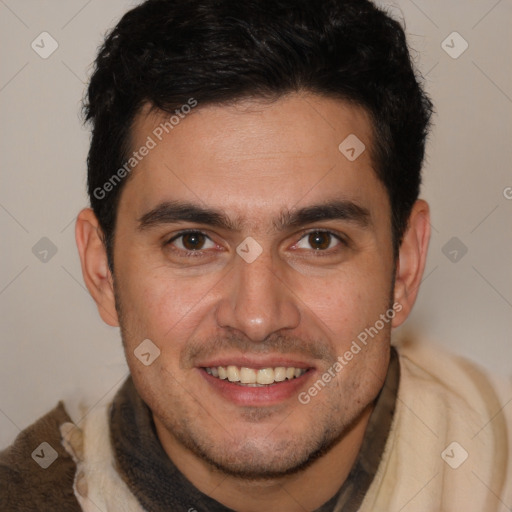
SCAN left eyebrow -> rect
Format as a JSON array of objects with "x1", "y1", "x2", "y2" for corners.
[{"x1": 275, "y1": 200, "x2": 371, "y2": 231}]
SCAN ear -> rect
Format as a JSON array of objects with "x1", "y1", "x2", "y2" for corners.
[
  {"x1": 75, "y1": 208, "x2": 119, "y2": 327},
  {"x1": 392, "y1": 199, "x2": 430, "y2": 328}
]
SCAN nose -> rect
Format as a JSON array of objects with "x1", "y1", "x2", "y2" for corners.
[{"x1": 215, "y1": 249, "x2": 301, "y2": 342}]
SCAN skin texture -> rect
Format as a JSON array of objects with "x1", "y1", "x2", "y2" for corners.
[{"x1": 76, "y1": 93, "x2": 430, "y2": 512}]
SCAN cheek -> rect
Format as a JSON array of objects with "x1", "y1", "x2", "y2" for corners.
[
  {"x1": 118, "y1": 262, "x2": 221, "y2": 348},
  {"x1": 297, "y1": 264, "x2": 392, "y2": 341}
]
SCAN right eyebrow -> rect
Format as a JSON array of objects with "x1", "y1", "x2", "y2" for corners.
[{"x1": 137, "y1": 201, "x2": 239, "y2": 231}]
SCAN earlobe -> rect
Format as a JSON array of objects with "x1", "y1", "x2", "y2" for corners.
[
  {"x1": 75, "y1": 208, "x2": 119, "y2": 327},
  {"x1": 392, "y1": 199, "x2": 430, "y2": 327}
]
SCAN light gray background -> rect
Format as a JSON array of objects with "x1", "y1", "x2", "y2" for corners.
[{"x1": 1, "y1": 0, "x2": 511, "y2": 449}]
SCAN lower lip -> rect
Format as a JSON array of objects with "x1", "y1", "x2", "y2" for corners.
[{"x1": 199, "y1": 368, "x2": 314, "y2": 407}]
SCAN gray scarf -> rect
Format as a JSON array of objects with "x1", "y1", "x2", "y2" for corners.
[{"x1": 109, "y1": 348, "x2": 399, "y2": 512}]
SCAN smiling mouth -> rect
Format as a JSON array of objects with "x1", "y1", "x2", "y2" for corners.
[{"x1": 203, "y1": 365, "x2": 310, "y2": 386}]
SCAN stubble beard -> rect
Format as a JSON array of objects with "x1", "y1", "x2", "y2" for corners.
[{"x1": 113, "y1": 276, "x2": 394, "y2": 481}]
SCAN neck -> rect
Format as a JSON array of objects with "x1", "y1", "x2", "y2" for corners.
[{"x1": 154, "y1": 404, "x2": 373, "y2": 512}]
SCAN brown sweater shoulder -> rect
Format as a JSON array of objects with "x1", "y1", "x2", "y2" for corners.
[{"x1": 0, "y1": 402, "x2": 81, "y2": 511}]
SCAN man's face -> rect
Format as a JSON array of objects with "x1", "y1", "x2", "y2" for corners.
[{"x1": 112, "y1": 94, "x2": 396, "y2": 478}]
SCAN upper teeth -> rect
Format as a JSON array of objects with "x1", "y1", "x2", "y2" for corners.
[{"x1": 205, "y1": 366, "x2": 307, "y2": 385}]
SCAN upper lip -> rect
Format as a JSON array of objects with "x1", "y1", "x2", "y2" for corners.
[{"x1": 197, "y1": 355, "x2": 315, "y2": 370}]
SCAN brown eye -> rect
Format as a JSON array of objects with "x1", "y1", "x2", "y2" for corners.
[
  {"x1": 170, "y1": 231, "x2": 215, "y2": 252},
  {"x1": 181, "y1": 232, "x2": 206, "y2": 250},
  {"x1": 308, "y1": 231, "x2": 332, "y2": 250}
]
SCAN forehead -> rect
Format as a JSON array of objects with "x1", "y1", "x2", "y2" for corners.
[{"x1": 120, "y1": 93, "x2": 387, "y2": 224}]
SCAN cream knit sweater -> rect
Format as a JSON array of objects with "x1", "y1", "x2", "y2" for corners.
[{"x1": 61, "y1": 341, "x2": 512, "y2": 512}]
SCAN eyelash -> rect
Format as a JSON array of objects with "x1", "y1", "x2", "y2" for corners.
[
  {"x1": 293, "y1": 229, "x2": 348, "y2": 256},
  {"x1": 165, "y1": 229, "x2": 218, "y2": 258},
  {"x1": 165, "y1": 229, "x2": 348, "y2": 257}
]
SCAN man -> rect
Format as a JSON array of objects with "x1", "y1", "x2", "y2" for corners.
[{"x1": 1, "y1": 0, "x2": 511, "y2": 510}]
